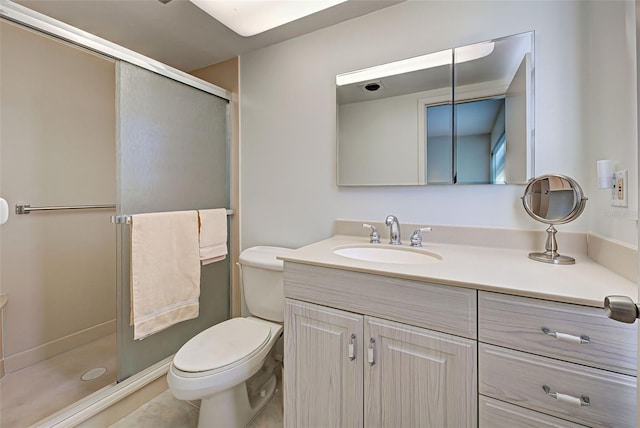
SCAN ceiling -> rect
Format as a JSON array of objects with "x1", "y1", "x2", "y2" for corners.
[{"x1": 13, "y1": 0, "x2": 403, "y2": 72}]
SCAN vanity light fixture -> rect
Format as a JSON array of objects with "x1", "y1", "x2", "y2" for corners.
[
  {"x1": 188, "y1": 0, "x2": 348, "y2": 37},
  {"x1": 336, "y1": 41, "x2": 494, "y2": 86}
]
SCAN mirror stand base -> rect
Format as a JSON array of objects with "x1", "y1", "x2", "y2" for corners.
[
  {"x1": 528, "y1": 252, "x2": 575, "y2": 265},
  {"x1": 528, "y1": 224, "x2": 576, "y2": 264}
]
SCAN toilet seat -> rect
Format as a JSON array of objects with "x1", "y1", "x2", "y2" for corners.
[{"x1": 173, "y1": 318, "x2": 271, "y2": 375}]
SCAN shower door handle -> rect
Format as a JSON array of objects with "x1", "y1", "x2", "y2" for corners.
[{"x1": 604, "y1": 295, "x2": 640, "y2": 324}]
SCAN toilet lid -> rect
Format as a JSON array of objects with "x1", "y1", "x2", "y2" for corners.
[{"x1": 173, "y1": 318, "x2": 271, "y2": 373}]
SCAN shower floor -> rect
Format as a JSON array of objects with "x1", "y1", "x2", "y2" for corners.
[{"x1": 0, "y1": 332, "x2": 116, "y2": 427}]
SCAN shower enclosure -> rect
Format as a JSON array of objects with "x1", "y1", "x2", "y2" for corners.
[{"x1": 0, "y1": 8, "x2": 231, "y2": 426}]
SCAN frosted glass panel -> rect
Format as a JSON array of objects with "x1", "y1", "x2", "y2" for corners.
[
  {"x1": 116, "y1": 62, "x2": 229, "y2": 380},
  {"x1": 117, "y1": 63, "x2": 228, "y2": 213}
]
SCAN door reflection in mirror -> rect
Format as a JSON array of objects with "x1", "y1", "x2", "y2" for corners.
[
  {"x1": 427, "y1": 97, "x2": 506, "y2": 184},
  {"x1": 426, "y1": 103, "x2": 453, "y2": 184}
]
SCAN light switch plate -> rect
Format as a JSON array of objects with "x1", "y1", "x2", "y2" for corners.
[{"x1": 611, "y1": 170, "x2": 628, "y2": 207}]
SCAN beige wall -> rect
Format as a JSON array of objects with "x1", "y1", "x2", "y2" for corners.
[
  {"x1": 190, "y1": 58, "x2": 241, "y2": 317},
  {"x1": 0, "y1": 21, "x2": 116, "y2": 371},
  {"x1": 0, "y1": 308, "x2": 4, "y2": 379}
]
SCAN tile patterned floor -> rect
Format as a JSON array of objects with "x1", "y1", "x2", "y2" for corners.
[
  {"x1": 0, "y1": 333, "x2": 116, "y2": 428},
  {"x1": 110, "y1": 381, "x2": 283, "y2": 428},
  {"x1": 109, "y1": 390, "x2": 200, "y2": 428}
]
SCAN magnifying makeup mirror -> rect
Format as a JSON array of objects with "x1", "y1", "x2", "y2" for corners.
[{"x1": 521, "y1": 174, "x2": 588, "y2": 264}]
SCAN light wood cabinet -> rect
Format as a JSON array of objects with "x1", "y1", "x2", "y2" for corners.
[
  {"x1": 478, "y1": 291, "x2": 637, "y2": 375},
  {"x1": 284, "y1": 300, "x2": 363, "y2": 428},
  {"x1": 478, "y1": 291, "x2": 637, "y2": 427},
  {"x1": 364, "y1": 317, "x2": 476, "y2": 427},
  {"x1": 283, "y1": 263, "x2": 637, "y2": 427},
  {"x1": 284, "y1": 262, "x2": 476, "y2": 339},
  {"x1": 480, "y1": 343, "x2": 636, "y2": 427},
  {"x1": 284, "y1": 263, "x2": 477, "y2": 428}
]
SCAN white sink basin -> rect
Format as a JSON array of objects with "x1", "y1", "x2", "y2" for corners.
[{"x1": 333, "y1": 245, "x2": 442, "y2": 265}]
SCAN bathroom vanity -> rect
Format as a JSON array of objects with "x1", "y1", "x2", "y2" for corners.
[{"x1": 281, "y1": 233, "x2": 638, "y2": 428}]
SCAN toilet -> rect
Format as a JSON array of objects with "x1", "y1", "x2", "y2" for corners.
[{"x1": 167, "y1": 246, "x2": 293, "y2": 428}]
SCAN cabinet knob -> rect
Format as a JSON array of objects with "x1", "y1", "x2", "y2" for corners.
[{"x1": 604, "y1": 295, "x2": 640, "y2": 324}]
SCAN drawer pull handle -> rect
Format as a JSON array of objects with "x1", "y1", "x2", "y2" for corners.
[
  {"x1": 543, "y1": 385, "x2": 590, "y2": 407},
  {"x1": 368, "y1": 338, "x2": 375, "y2": 366},
  {"x1": 542, "y1": 327, "x2": 590, "y2": 344},
  {"x1": 348, "y1": 334, "x2": 356, "y2": 361}
]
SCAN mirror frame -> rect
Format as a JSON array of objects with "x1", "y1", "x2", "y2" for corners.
[{"x1": 521, "y1": 174, "x2": 587, "y2": 225}]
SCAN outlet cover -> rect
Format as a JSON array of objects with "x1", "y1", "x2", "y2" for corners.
[{"x1": 611, "y1": 170, "x2": 628, "y2": 207}]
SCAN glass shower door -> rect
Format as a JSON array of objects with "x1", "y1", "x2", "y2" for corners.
[{"x1": 116, "y1": 62, "x2": 230, "y2": 380}]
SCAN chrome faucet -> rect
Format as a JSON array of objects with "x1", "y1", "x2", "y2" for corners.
[{"x1": 384, "y1": 215, "x2": 402, "y2": 245}]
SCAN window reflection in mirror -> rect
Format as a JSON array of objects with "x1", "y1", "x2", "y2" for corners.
[
  {"x1": 453, "y1": 32, "x2": 534, "y2": 185},
  {"x1": 426, "y1": 97, "x2": 506, "y2": 184},
  {"x1": 336, "y1": 31, "x2": 533, "y2": 186}
]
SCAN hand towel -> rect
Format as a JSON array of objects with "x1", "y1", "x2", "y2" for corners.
[
  {"x1": 198, "y1": 208, "x2": 228, "y2": 265},
  {"x1": 130, "y1": 211, "x2": 201, "y2": 340}
]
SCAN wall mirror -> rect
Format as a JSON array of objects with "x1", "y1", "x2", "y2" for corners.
[
  {"x1": 336, "y1": 31, "x2": 534, "y2": 186},
  {"x1": 521, "y1": 174, "x2": 588, "y2": 265}
]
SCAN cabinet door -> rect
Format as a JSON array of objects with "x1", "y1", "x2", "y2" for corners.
[
  {"x1": 284, "y1": 299, "x2": 364, "y2": 428},
  {"x1": 365, "y1": 316, "x2": 477, "y2": 428}
]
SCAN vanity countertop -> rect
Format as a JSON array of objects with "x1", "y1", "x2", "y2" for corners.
[{"x1": 279, "y1": 235, "x2": 636, "y2": 308}]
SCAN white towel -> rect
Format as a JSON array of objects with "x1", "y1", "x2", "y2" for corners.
[
  {"x1": 130, "y1": 211, "x2": 201, "y2": 340},
  {"x1": 198, "y1": 209, "x2": 228, "y2": 265}
]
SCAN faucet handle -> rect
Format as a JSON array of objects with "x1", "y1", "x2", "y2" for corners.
[
  {"x1": 362, "y1": 223, "x2": 381, "y2": 244},
  {"x1": 410, "y1": 227, "x2": 432, "y2": 247}
]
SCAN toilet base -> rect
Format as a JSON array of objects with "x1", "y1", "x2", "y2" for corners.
[{"x1": 197, "y1": 374, "x2": 277, "y2": 428}]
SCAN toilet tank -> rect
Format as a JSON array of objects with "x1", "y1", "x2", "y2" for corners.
[{"x1": 239, "y1": 246, "x2": 294, "y2": 323}]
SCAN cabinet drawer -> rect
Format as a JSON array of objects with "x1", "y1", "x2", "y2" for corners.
[
  {"x1": 479, "y1": 343, "x2": 637, "y2": 427},
  {"x1": 478, "y1": 291, "x2": 637, "y2": 375},
  {"x1": 480, "y1": 396, "x2": 586, "y2": 428},
  {"x1": 285, "y1": 263, "x2": 477, "y2": 339}
]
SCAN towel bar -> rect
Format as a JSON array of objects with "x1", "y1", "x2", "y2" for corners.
[
  {"x1": 16, "y1": 203, "x2": 115, "y2": 214},
  {"x1": 111, "y1": 209, "x2": 234, "y2": 224}
]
